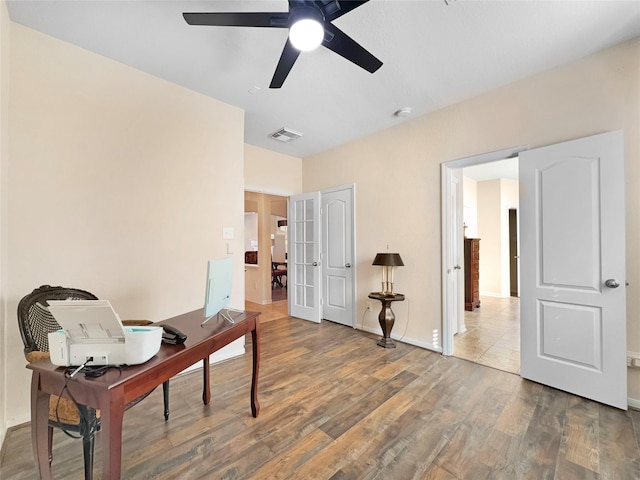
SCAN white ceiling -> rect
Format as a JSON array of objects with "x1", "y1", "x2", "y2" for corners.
[{"x1": 6, "y1": 0, "x2": 640, "y2": 158}]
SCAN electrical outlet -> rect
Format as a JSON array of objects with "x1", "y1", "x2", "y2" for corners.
[
  {"x1": 627, "y1": 352, "x2": 640, "y2": 368},
  {"x1": 223, "y1": 227, "x2": 234, "y2": 239}
]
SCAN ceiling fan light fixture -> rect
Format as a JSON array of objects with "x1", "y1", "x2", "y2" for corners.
[{"x1": 289, "y1": 18, "x2": 324, "y2": 51}]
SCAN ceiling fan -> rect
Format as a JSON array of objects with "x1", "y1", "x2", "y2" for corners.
[{"x1": 183, "y1": 0, "x2": 383, "y2": 88}]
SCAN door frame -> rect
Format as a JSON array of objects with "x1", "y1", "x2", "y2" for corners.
[
  {"x1": 441, "y1": 145, "x2": 526, "y2": 356},
  {"x1": 442, "y1": 169, "x2": 465, "y2": 340}
]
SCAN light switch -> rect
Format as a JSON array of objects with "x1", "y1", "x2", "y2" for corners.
[{"x1": 223, "y1": 227, "x2": 234, "y2": 240}]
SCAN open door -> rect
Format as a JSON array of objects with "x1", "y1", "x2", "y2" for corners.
[
  {"x1": 288, "y1": 192, "x2": 321, "y2": 323},
  {"x1": 520, "y1": 131, "x2": 627, "y2": 409}
]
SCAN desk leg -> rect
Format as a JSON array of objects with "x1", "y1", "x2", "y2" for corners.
[
  {"x1": 99, "y1": 392, "x2": 124, "y2": 480},
  {"x1": 31, "y1": 372, "x2": 52, "y2": 480},
  {"x1": 202, "y1": 357, "x2": 211, "y2": 405},
  {"x1": 250, "y1": 321, "x2": 261, "y2": 418}
]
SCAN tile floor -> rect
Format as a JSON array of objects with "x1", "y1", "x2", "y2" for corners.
[{"x1": 454, "y1": 295, "x2": 521, "y2": 374}]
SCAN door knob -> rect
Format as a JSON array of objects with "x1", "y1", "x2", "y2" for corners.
[
  {"x1": 312, "y1": 262, "x2": 319, "y2": 267},
  {"x1": 454, "y1": 265, "x2": 461, "y2": 270},
  {"x1": 605, "y1": 279, "x2": 620, "y2": 288},
  {"x1": 345, "y1": 263, "x2": 351, "y2": 268}
]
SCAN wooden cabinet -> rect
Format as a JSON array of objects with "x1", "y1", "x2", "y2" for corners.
[{"x1": 464, "y1": 238, "x2": 481, "y2": 311}]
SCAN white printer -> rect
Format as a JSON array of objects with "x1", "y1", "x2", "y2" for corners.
[{"x1": 47, "y1": 300, "x2": 162, "y2": 367}]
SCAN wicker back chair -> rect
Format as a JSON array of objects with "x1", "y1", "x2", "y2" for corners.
[{"x1": 17, "y1": 285, "x2": 169, "y2": 480}]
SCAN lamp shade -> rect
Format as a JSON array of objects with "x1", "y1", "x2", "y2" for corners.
[{"x1": 372, "y1": 253, "x2": 404, "y2": 267}]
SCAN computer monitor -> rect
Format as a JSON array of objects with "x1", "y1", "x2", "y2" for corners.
[{"x1": 202, "y1": 257, "x2": 239, "y2": 325}]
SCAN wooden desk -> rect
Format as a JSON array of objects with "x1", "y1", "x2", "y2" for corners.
[{"x1": 27, "y1": 309, "x2": 260, "y2": 480}]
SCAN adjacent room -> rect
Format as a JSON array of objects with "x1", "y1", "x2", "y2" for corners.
[
  {"x1": 1, "y1": 1, "x2": 639, "y2": 479},
  {"x1": 454, "y1": 158, "x2": 521, "y2": 374}
]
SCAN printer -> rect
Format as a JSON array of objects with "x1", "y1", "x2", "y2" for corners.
[{"x1": 47, "y1": 300, "x2": 162, "y2": 367}]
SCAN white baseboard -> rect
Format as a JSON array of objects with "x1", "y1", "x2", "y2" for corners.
[
  {"x1": 357, "y1": 325, "x2": 442, "y2": 353},
  {"x1": 628, "y1": 397, "x2": 640, "y2": 410},
  {"x1": 5, "y1": 413, "x2": 29, "y2": 431},
  {"x1": 245, "y1": 297, "x2": 271, "y2": 305}
]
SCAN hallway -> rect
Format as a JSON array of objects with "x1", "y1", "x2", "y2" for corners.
[
  {"x1": 454, "y1": 296, "x2": 520, "y2": 374},
  {"x1": 245, "y1": 299, "x2": 288, "y2": 324}
]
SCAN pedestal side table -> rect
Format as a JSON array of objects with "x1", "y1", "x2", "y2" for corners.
[{"x1": 368, "y1": 292, "x2": 405, "y2": 348}]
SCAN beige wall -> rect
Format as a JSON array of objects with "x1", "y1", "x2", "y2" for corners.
[
  {"x1": 244, "y1": 143, "x2": 302, "y2": 196},
  {"x1": 303, "y1": 39, "x2": 640, "y2": 399},
  {"x1": 0, "y1": 0, "x2": 10, "y2": 445},
  {"x1": 477, "y1": 178, "x2": 519, "y2": 297},
  {"x1": 4, "y1": 23, "x2": 246, "y2": 428},
  {"x1": 477, "y1": 179, "x2": 502, "y2": 296},
  {"x1": 462, "y1": 175, "x2": 478, "y2": 238}
]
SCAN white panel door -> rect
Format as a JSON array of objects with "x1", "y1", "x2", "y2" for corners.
[
  {"x1": 288, "y1": 192, "x2": 321, "y2": 323},
  {"x1": 321, "y1": 187, "x2": 354, "y2": 327},
  {"x1": 520, "y1": 131, "x2": 626, "y2": 409}
]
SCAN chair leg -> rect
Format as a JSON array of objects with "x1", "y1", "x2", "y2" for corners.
[
  {"x1": 47, "y1": 426, "x2": 54, "y2": 466},
  {"x1": 163, "y1": 381, "x2": 170, "y2": 421},
  {"x1": 81, "y1": 428, "x2": 95, "y2": 480}
]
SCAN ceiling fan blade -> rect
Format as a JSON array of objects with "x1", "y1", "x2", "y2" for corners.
[
  {"x1": 183, "y1": 12, "x2": 290, "y2": 28},
  {"x1": 270, "y1": 39, "x2": 301, "y2": 88},
  {"x1": 323, "y1": 0, "x2": 370, "y2": 22},
  {"x1": 322, "y1": 23, "x2": 382, "y2": 74}
]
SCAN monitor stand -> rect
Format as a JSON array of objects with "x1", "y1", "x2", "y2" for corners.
[{"x1": 201, "y1": 308, "x2": 244, "y2": 326}]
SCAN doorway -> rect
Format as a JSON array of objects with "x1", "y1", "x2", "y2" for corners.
[
  {"x1": 443, "y1": 133, "x2": 627, "y2": 409},
  {"x1": 440, "y1": 146, "x2": 525, "y2": 368},
  {"x1": 243, "y1": 191, "x2": 288, "y2": 305},
  {"x1": 455, "y1": 158, "x2": 521, "y2": 374}
]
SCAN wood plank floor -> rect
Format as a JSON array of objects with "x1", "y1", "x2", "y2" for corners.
[{"x1": 2, "y1": 311, "x2": 639, "y2": 480}]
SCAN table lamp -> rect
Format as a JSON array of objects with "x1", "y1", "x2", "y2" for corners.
[{"x1": 372, "y1": 253, "x2": 404, "y2": 295}]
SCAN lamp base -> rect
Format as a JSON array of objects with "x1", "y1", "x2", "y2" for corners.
[{"x1": 380, "y1": 281, "x2": 395, "y2": 296}]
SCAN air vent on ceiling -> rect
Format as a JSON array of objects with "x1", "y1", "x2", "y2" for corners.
[{"x1": 269, "y1": 127, "x2": 303, "y2": 143}]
